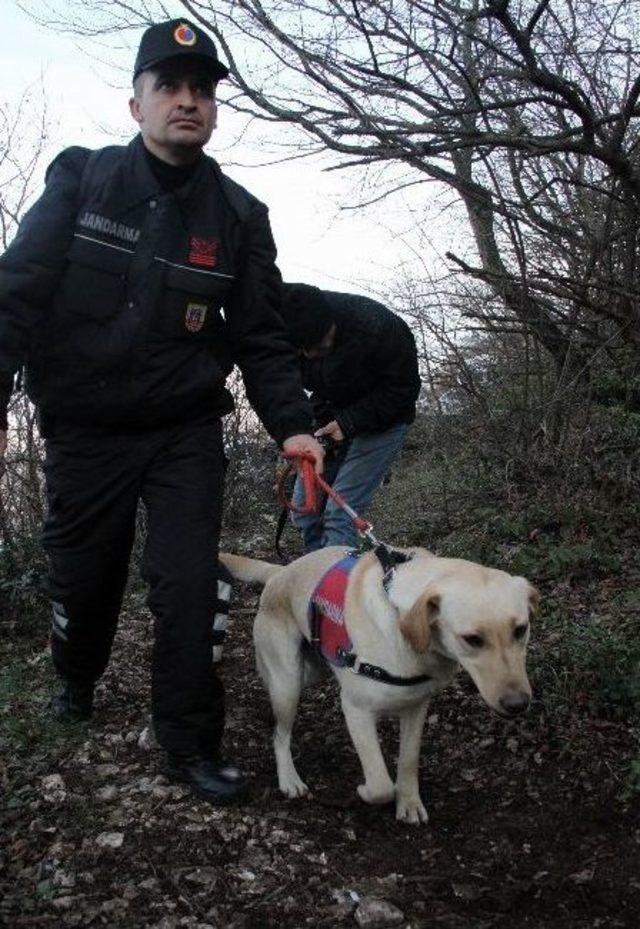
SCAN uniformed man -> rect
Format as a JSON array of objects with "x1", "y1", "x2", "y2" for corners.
[
  {"x1": 280, "y1": 283, "x2": 420, "y2": 551},
  {"x1": 0, "y1": 19, "x2": 323, "y2": 804}
]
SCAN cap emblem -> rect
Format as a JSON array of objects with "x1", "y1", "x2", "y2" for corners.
[{"x1": 174, "y1": 23, "x2": 197, "y2": 47}]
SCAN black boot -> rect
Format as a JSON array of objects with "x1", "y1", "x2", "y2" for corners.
[
  {"x1": 48, "y1": 680, "x2": 94, "y2": 722},
  {"x1": 167, "y1": 755, "x2": 248, "y2": 804}
]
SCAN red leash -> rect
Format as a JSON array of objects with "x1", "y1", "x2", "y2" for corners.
[
  {"x1": 276, "y1": 452, "x2": 414, "y2": 596},
  {"x1": 277, "y1": 452, "x2": 379, "y2": 544}
]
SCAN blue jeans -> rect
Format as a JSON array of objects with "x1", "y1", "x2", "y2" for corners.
[{"x1": 292, "y1": 423, "x2": 408, "y2": 552}]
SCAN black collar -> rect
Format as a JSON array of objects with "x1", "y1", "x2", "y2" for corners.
[{"x1": 336, "y1": 649, "x2": 431, "y2": 687}]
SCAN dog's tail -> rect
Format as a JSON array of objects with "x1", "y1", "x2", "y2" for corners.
[{"x1": 219, "y1": 552, "x2": 282, "y2": 587}]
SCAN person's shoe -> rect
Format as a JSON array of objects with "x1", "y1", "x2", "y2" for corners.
[
  {"x1": 167, "y1": 755, "x2": 248, "y2": 804},
  {"x1": 48, "y1": 681, "x2": 94, "y2": 722}
]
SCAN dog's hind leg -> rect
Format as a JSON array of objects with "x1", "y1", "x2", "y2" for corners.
[
  {"x1": 254, "y1": 609, "x2": 309, "y2": 799},
  {"x1": 341, "y1": 695, "x2": 395, "y2": 805},
  {"x1": 395, "y1": 701, "x2": 429, "y2": 824}
]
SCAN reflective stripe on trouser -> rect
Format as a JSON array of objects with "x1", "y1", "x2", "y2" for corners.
[
  {"x1": 51, "y1": 600, "x2": 69, "y2": 643},
  {"x1": 212, "y1": 566, "x2": 233, "y2": 664}
]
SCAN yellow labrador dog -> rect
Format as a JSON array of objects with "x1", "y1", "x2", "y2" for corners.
[{"x1": 221, "y1": 546, "x2": 535, "y2": 825}]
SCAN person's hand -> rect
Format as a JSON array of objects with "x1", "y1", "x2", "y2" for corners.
[
  {"x1": 315, "y1": 420, "x2": 344, "y2": 443},
  {"x1": 0, "y1": 429, "x2": 6, "y2": 478},
  {"x1": 282, "y1": 433, "x2": 325, "y2": 474}
]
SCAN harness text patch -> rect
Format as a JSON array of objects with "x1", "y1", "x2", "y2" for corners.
[{"x1": 308, "y1": 553, "x2": 360, "y2": 666}]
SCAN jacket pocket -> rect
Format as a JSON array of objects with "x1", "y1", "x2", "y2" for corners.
[
  {"x1": 160, "y1": 262, "x2": 234, "y2": 341},
  {"x1": 58, "y1": 235, "x2": 132, "y2": 319}
]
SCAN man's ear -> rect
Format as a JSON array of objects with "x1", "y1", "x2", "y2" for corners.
[
  {"x1": 399, "y1": 589, "x2": 440, "y2": 653},
  {"x1": 129, "y1": 96, "x2": 142, "y2": 125}
]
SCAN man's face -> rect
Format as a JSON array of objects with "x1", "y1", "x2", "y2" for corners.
[
  {"x1": 301, "y1": 323, "x2": 337, "y2": 359},
  {"x1": 129, "y1": 60, "x2": 217, "y2": 163}
]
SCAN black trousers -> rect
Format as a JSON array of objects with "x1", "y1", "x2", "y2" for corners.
[{"x1": 43, "y1": 414, "x2": 226, "y2": 757}]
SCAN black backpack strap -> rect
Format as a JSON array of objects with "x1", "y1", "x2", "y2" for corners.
[
  {"x1": 77, "y1": 148, "x2": 99, "y2": 204},
  {"x1": 214, "y1": 169, "x2": 252, "y2": 225},
  {"x1": 77, "y1": 145, "x2": 124, "y2": 206}
]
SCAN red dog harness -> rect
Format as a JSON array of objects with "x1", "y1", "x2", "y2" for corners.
[
  {"x1": 308, "y1": 553, "x2": 359, "y2": 666},
  {"x1": 307, "y1": 552, "x2": 432, "y2": 687}
]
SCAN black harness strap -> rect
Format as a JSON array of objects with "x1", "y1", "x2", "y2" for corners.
[
  {"x1": 373, "y1": 542, "x2": 413, "y2": 592},
  {"x1": 333, "y1": 544, "x2": 430, "y2": 685},
  {"x1": 275, "y1": 505, "x2": 291, "y2": 563},
  {"x1": 309, "y1": 599, "x2": 322, "y2": 653},
  {"x1": 336, "y1": 648, "x2": 431, "y2": 687}
]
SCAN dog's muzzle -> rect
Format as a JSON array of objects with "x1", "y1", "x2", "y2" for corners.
[{"x1": 498, "y1": 690, "x2": 531, "y2": 716}]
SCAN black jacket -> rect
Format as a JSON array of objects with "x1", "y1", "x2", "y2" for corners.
[
  {"x1": 300, "y1": 290, "x2": 420, "y2": 437},
  {"x1": 0, "y1": 135, "x2": 311, "y2": 443}
]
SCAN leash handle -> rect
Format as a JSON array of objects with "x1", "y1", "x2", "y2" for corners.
[
  {"x1": 277, "y1": 455, "x2": 318, "y2": 515},
  {"x1": 279, "y1": 451, "x2": 376, "y2": 539}
]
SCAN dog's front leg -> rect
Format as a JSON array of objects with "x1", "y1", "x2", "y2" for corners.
[
  {"x1": 341, "y1": 694, "x2": 395, "y2": 805},
  {"x1": 395, "y1": 701, "x2": 429, "y2": 824}
]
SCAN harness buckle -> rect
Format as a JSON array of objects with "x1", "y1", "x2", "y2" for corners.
[{"x1": 348, "y1": 655, "x2": 362, "y2": 675}]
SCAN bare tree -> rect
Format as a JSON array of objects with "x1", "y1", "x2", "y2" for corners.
[
  {"x1": 0, "y1": 84, "x2": 50, "y2": 250},
  {"x1": 204, "y1": 0, "x2": 640, "y2": 383},
  {"x1": 0, "y1": 86, "x2": 51, "y2": 554},
  {"x1": 24, "y1": 0, "x2": 640, "y2": 392}
]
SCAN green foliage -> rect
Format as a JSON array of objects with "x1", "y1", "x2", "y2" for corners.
[
  {"x1": 624, "y1": 758, "x2": 640, "y2": 799},
  {"x1": 531, "y1": 603, "x2": 640, "y2": 723},
  {"x1": 0, "y1": 537, "x2": 49, "y2": 630},
  {"x1": 0, "y1": 648, "x2": 86, "y2": 760},
  {"x1": 591, "y1": 368, "x2": 640, "y2": 414},
  {"x1": 510, "y1": 537, "x2": 621, "y2": 584}
]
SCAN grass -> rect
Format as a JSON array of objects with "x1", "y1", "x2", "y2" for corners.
[
  {"x1": 0, "y1": 636, "x2": 89, "y2": 762},
  {"x1": 527, "y1": 601, "x2": 640, "y2": 723}
]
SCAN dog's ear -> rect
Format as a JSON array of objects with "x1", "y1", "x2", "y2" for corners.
[
  {"x1": 515, "y1": 577, "x2": 539, "y2": 618},
  {"x1": 400, "y1": 589, "x2": 440, "y2": 653}
]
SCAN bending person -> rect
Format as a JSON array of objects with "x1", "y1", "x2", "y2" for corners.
[{"x1": 280, "y1": 283, "x2": 420, "y2": 551}]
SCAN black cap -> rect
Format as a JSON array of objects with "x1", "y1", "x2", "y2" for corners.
[
  {"x1": 280, "y1": 283, "x2": 336, "y2": 349},
  {"x1": 133, "y1": 19, "x2": 229, "y2": 82}
]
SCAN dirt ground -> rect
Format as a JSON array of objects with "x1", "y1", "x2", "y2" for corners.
[{"x1": 1, "y1": 580, "x2": 639, "y2": 929}]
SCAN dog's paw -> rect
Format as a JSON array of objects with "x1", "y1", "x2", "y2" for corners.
[
  {"x1": 279, "y1": 773, "x2": 309, "y2": 799},
  {"x1": 357, "y1": 782, "x2": 395, "y2": 805},
  {"x1": 395, "y1": 795, "x2": 429, "y2": 825}
]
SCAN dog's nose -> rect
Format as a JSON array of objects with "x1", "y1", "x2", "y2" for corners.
[{"x1": 498, "y1": 691, "x2": 530, "y2": 716}]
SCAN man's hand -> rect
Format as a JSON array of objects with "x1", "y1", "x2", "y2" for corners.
[
  {"x1": 282, "y1": 433, "x2": 325, "y2": 474},
  {"x1": 0, "y1": 429, "x2": 6, "y2": 478},
  {"x1": 315, "y1": 420, "x2": 344, "y2": 443}
]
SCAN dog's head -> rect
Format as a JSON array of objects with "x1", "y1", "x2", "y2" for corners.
[{"x1": 399, "y1": 560, "x2": 536, "y2": 717}]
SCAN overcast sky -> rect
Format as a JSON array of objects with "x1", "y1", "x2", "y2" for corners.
[{"x1": 3, "y1": 3, "x2": 455, "y2": 300}]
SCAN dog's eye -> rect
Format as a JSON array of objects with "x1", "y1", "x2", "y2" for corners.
[
  {"x1": 462, "y1": 634, "x2": 484, "y2": 648},
  {"x1": 513, "y1": 624, "x2": 529, "y2": 641}
]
